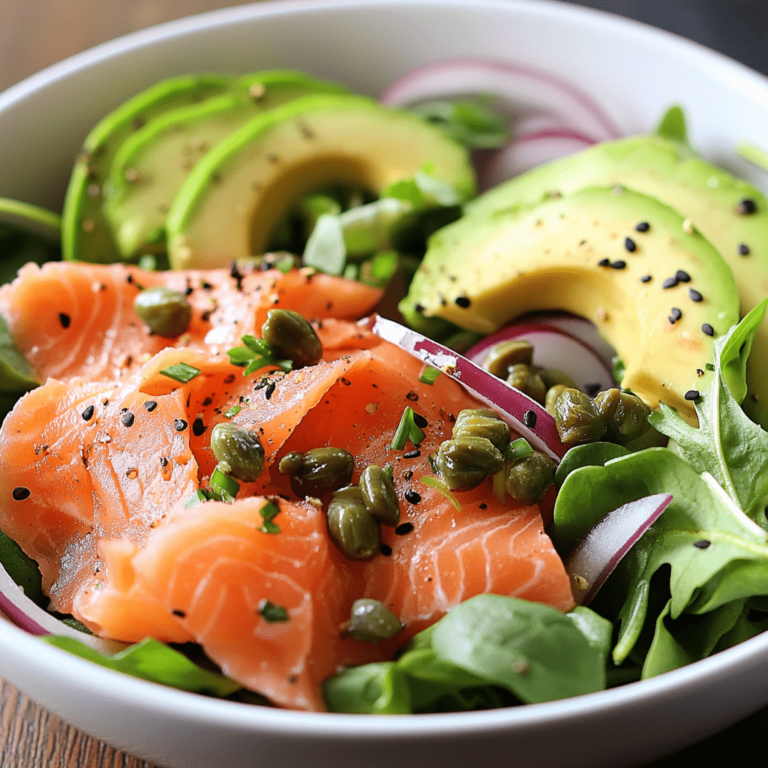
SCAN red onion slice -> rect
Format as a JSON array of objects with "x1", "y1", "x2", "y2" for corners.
[
  {"x1": 479, "y1": 128, "x2": 596, "y2": 191},
  {"x1": 380, "y1": 57, "x2": 620, "y2": 142},
  {"x1": 0, "y1": 562, "x2": 126, "y2": 653},
  {"x1": 466, "y1": 322, "x2": 614, "y2": 394},
  {"x1": 371, "y1": 315, "x2": 567, "y2": 459},
  {"x1": 565, "y1": 493, "x2": 672, "y2": 605}
]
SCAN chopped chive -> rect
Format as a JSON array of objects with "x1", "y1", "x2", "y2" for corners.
[
  {"x1": 705, "y1": 363, "x2": 715, "y2": 371},
  {"x1": 383, "y1": 464, "x2": 394, "y2": 481},
  {"x1": 259, "y1": 501, "x2": 281, "y2": 534},
  {"x1": 258, "y1": 599, "x2": 289, "y2": 623},
  {"x1": 420, "y1": 476, "x2": 461, "y2": 511},
  {"x1": 159, "y1": 362, "x2": 201, "y2": 383},
  {"x1": 224, "y1": 405, "x2": 242, "y2": 419},
  {"x1": 418, "y1": 366, "x2": 441, "y2": 385},
  {"x1": 211, "y1": 465, "x2": 240, "y2": 501},
  {"x1": 390, "y1": 406, "x2": 425, "y2": 450},
  {"x1": 506, "y1": 438, "x2": 534, "y2": 461},
  {"x1": 227, "y1": 347, "x2": 256, "y2": 366},
  {"x1": 183, "y1": 489, "x2": 214, "y2": 508},
  {"x1": 242, "y1": 335, "x2": 272, "y2": 355}
]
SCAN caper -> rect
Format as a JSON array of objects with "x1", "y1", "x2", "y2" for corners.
[
  {"x1": 593, "y1": 388, "x2": 651, "y2": 445},
  {"x1": 506, "y1": 364, "x2": 547, "y2": 404},
  {"x1": 347, "y1": 598, "x2": 403, "y2": 643},
  {"x1": 261, "y1": 309, "x2": 322, "y2": 368},
  {"x1": 453, "y1": 409, "x2": 510, "y2": 451},
  {"x1": 505, "y1": 452, "x2": 558, "y2": 504},
  {"x1": 545, "y1": 384, "x2": 569, "y2": 416},
  {"x1": 483, "y1": 340, "x2": 535, "y2": 378},
  {"x1": 540, "y1": 368, "x2": 576, "y2": 390},
  {"x1": 209, "y1": 423, "x2": 265, "y2": 482},
  {"x1": 134, "y1": 286, "x2": 192, "y2": 337},
  {"x1": 279, "y1": 447, "x2": 354, "y2": 498},
  {"x1": 327, "y1": 486, "x2": 380, "y2": 560},
  {"x1": 434, "y1": 436, "x2": 504, "y2": 491},
  {"x1": 360, "y1": 465, "x2": 400, "y2": 527},
  {"x1": 553, "y1": 388, "x2": 607, "y2": 445}
]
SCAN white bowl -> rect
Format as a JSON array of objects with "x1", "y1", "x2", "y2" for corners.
[{"x1": 2, "y1": 2, "x2": 768, "y2": 766}]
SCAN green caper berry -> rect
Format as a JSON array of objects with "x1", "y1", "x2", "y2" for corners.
[
  {"x1": 284, "y1": 447, "x2": 354, "y2": 498},
  {"x1": 327, "y1": 486, "x2": 380, "y2": 560},
  {"x1": 209, "y1": 423, "x2": 265, "y2": 482},
  {"x1": 507, "y1": 364, "x2": 547, "y2": 404},
  {"x1": 360, "y1": 465, "x2": 400, "y2": 527},
  {"x1": 553, "y1": 388, "x2": 607, "y2": 445},
  {"x1": 545, "y1": 384, "x2": 570, "y2": 416},
  {"x1": 134, "y1": 286, "x2": 193, "y2": 337},
  {"x1": 261, "y1": 309, "x2": 322, "y2": 368},
  {"x1": 434, "y1": 436, "x2": 505, "y2": 491},
  {"x1": 453, "y1": 409, "x2": 510, "y2": 451},
  {"x1": 593, "y1": 388, "x2": 651, "y2": 445},
  {"x1": 505, "y1": 452, "x2": 558, "y2": 504},
  {"x1": 540, "y1": 368, "x2": 576, "y2": 390},
  {"x1": 483, "y1": 340, "x2": 534, "y2": 378},
  {"x1": 278, "y1": 451, "x2": 304, "y2": 477},
  {"x1": 347, "y1": 598, "x2": 403, "y2": 643}
]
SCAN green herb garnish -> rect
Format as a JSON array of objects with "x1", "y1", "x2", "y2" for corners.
[
  {"x1": 227, "y1": 334, "x2": 292, "y2": 377},
  {"x1": 506, "y1": 438, "x2": 533, "y2": 462},
  {"x1": 418, "y1": 366, "x2": 441, "y2": 385},
  {"x1": 420, "y1": 476, "x2": 461, "y2": 511},
  {"x1": 159, "y1": 362, "x2": 200, "y2": 384},
  {"x1": 259, "y1": 600, "x2": 289, "y2": 623},
  {"x1": 259, "y1": 501, "x2": 281, "y2": 534},
  {"x1": 224, "y1": 405, "x2": 242, "y2": 419},
  {"x1": 390, "y1": 406, "x2": 426, "y2": 450},
  {"x1": 210, "y1": 465, "x2": 240, "y2": 502}
]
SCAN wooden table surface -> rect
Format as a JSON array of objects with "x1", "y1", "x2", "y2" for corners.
[{"x1": 1, "y1": 1, "x2": 768, "y2": 766}]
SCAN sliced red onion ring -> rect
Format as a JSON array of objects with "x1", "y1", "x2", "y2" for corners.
[
  {"x1": 466, "y1": 322, "x2": 614, "y2": 394},
  {"x1": 0, "y1": 563, "x2": 126, "y2": 653},
  {"x1": 371, "y1": 315, "x2": 567, "y2": 459},
  {"x1": 479, "y1": 128, "x2": 596, "y2": 191},
  {"x1": 380, "y1": 57, "x2": 620, "y2": 142},
  {"x1": 565, "y1": 493, "x2": 672, "y2": 605}
]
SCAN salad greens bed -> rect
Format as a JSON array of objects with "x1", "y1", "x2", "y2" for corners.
[{"x1": 2, "y1": 68, "x2": 768, "y2": 714}]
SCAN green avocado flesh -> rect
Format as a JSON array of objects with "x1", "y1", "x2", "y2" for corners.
[
  {"x1": 101, "y1": 72, "x2": 350, "y2": 260},
  {"x1": 403, "y1": 186, "x2": 739, "y2": 419},
  {"x1": 464, "y1": 133, "x2": 768, "y2": 426},
  {"x1": 62, "y1": 74, "x2": 233, "y2": 264},
  {"x1": 166, "y1": 94, "x2": 476, "y2": 270}
]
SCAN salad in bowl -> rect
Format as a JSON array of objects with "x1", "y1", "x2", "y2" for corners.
[{"x1": 2, "y1": 1, "x2": 768, "y2": 767}]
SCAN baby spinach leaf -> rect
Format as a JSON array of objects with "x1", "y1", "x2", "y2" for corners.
[
  {"x1": 0, "y1": 314, "x2": 38, "y2": 393},
  {"x1": 42, "y1": 636, "x2": 241, "y2": 697},
  {"x1": 554, "y1": 442, "x2": 629, "y2": 488},
  {"x1": 431, "y1": 594, "x2": 605, "y2": 703},
  {"x1": 566, "y1": 606, "x2": 613, "y2": 671},
  {"x1": 323, "y1": 662, "x2": 411, "y2": 714},
  {"x1": 0, "y1": 529, "x2": 46, "y2": 606},
  {"x1": 649, "y1": 300, "x2": 768, "y2": 519}
]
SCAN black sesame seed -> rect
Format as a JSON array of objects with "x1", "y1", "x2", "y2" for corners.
[
  {"x1": 414, "y1": 303, "x2": 425, "y2": 313},
  {"x1": 597, "y1": 258, "x2": 611, "y2": 267},
  {"x1": 675, "y1": 270, "x2": 691, "y2": 283},
  {"x1": 738, "y1": 243, "x2": 751, "y2": 256},
  {"x1": 58, "y1": 312, "x2": 71, "y2": 329},
  {"x1": 696, "y1": 369, "x2": 705, "y2": 377},
  {"x1": 185, "y1": 286, "x2": 194, "y2": 296},
  {"x1": 174, "y1": 419, "x2": 188, "y2": 432},
  {"x1": 635, "y1": 221, "x2": 650, "y2": 233},
  {"x1": 736, "y1": 198, "x2": 757, "y2": 215},
  {"x1": 395, "y1": 522, "x2": 415, "y2": 535},
  {"x1": 122, "y1": 412, "x2": 135, "y2": 428},
  {"x1": 172, "y1": 609, "x2": 187, "y2": 618},
  {"x1": 81, "y1": 405, "x2": 95, "y2": 421},
  {"x1": 404, "y1": 490, "x2": 422, "y2": 504},
  {"x1": 479, "y1": 502, "x2": 488, "y2": 510},
  {"x1": 611, "y1": 260, "x2": 627, "y2": 270},
  {"x1": 160, "y1": 457, "x2": 169, "y2": 468},
  {"x1": 265, "y1": 382, "x2": 276, "y2": 400},
  {"x1": 380, "y1": 544, "x2": 393, "y2": 557},
  {"x1": 662, "y1": 276, "x2": 678, "y2": 289},
  {"x1": 403, "y1": 450, "x2": 421, "y2": 459},
  {"x1": 689, "y1": 289, "x2": 703, "y2": 302},
  {"x1": 413, "y1": 412, "x2": 428, "y2": 429},
  {"x1": 523, "y1": 410, "x2": 537, "y2": 429},
  {"x1": 455, "y1": 296, "x2": 471, "y2": 308},
  {"x1": 143, "y1": 400, "x2": 158, "y2": 412},
  {"x1": 670, "y1": 308, "x2": 682, "y2": 321},
  {"x1": 640, "y1": 274, "x2": 652, "y2": 284},
  {"x1": 668, "y1": 315, "x2": 676, "y2": 325},
  {"x1": 624, "y1": 237, "x2": 636, "y2": 253},
  {"x1": 693, "y1": 539, "x2": 711, "y2": 549},
  {"x1": 12, "y1": 487, "x2": 30, "y2": 501},
  {"x1": 702, "y1": 323, "x2": 715, "y2": 337},
  {"x1": 192, "y1": 418, "x2": 206, "y2": 437},
  {"x1": 684, "y1": 390, "x2": 701, "y2": 401}
]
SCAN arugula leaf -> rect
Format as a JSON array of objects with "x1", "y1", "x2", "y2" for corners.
[
  {"x1": 408, "y1": 99, "x2": 509, "y2": 149},
  {"x1": 649, "y1": 300, "x2": 768, "y2": 518},
  {"x1": 42, "y1": 636, "x2": 241, "y2": 697}
]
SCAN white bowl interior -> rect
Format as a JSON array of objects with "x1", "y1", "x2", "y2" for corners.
[{"x1": 1, "y1": 2, "x2": 768, "y2": 767}]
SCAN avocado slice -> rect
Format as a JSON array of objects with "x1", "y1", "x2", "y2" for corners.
[
  {"x1": 403, "y1": 186, "x2": 740, "y2": 420},
  {"x1": 465, "y1": 131, "x2": 768, "y2": 426},
  {"x1": 62, "y1": 74, "x2": 233, "y2": 264},
  {"x1": 102, "y1": 71, "x2": 350, "y2": 260},
  {"x1": 165, "y1": 94, "x2": 477, "y2": 270}
]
